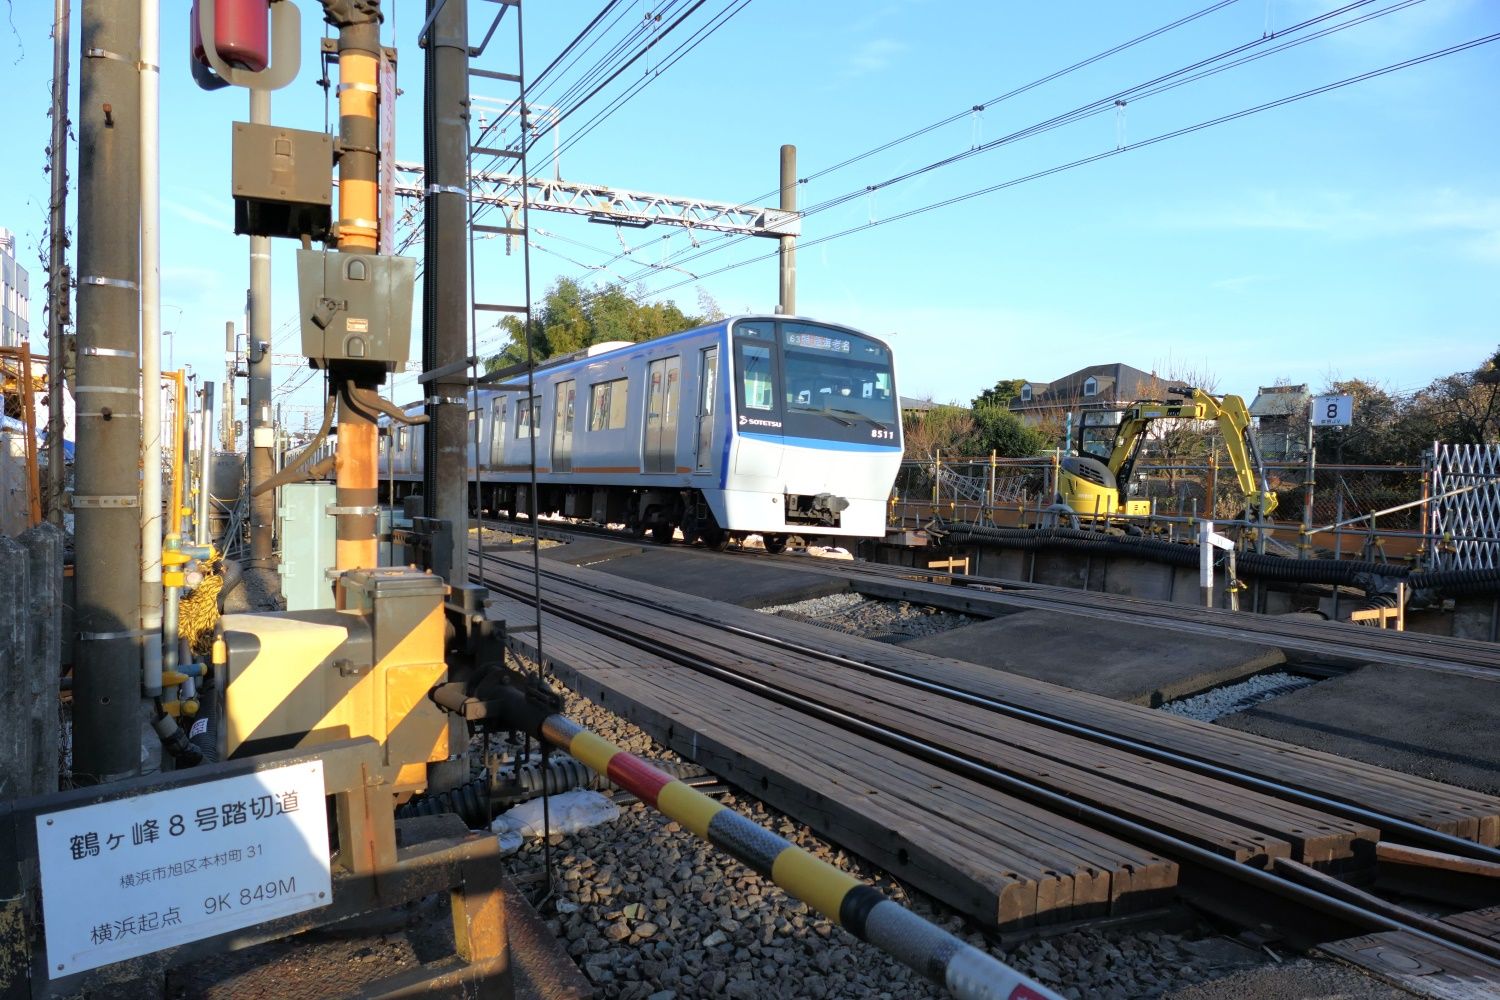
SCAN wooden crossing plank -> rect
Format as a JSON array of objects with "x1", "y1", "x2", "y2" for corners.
[
  {"x1": 492, "y1": 600, "x2": 1179, "y2": 927},
  {"x1": 1447, "y1": 907, "x2": 1500, "y2": 944},
  {"x1": 1322, "y1": 932, "x2": 1500, "y2": 999},
  {"x1": 494, "y1": 555, "x2": 1500, "y2": 845},
  {"x1": 492, "y1": 566, "x2": 1373, "y2": 865}
]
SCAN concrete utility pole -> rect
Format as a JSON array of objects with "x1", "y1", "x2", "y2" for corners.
[
  {"x1": 247, "y1": 91, "x2": 276, "y2": 578},
  {"x1": 45, "y1": 0, "x2": 71, "y2": 528},
  {"x1": 422, "y1": 0, "x2": 470, "y2": 585},
  {"x1": 73, "y1": 0, "x2": 143, "y2": 783},
  {"x1": 140, "y1": 0, "x2": 163, "y2": 698},
  {"x1": 779, "y1": 144, "x2": 797, "y2": 315}
]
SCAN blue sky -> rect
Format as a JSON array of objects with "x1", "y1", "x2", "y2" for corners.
[{"x1": 1, "y1": 0, "x2": 1495, "y2": 429}]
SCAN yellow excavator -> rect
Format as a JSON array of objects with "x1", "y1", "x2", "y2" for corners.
[{"x1": 1057, "y1": 386, "x2": 1278, "y2": 520}]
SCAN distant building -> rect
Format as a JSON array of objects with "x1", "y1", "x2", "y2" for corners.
[
  {"x1": 0, "y1": 228, "x2": 29, "y2": 349},
  {"x1": 899, "y1": 396, "x2": 943, "y2": 416},
  {"x1": 1249, "y1": 383, "x2": 1310, "y2": 461},
  {"x1": 1008, "y1": 363, "x2": 1187, "y2": 424}
]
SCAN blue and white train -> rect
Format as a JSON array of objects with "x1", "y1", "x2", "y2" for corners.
[{"x1": 379, "y1": 315, "x2": 903, "y2": 551}]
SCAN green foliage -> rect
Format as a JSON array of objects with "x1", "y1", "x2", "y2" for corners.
[
  {"x1": 901, "y1": 402, "x2": 975, "y2": 460},
  {"x1": 970, "y1": 403, "x2": 1052, "y2": 457},
  {"x1": 902, "y1": 401, "x2": 1050, "y2": 459},
  {"x1": 1269, "y1": 346, "x2": 1500, "y2": 464},
  {"x1": 484, "y1": 278, "x2": 713, "y2": 371},
  {"x1": 971, "y1": 378, "x2": 1026, "y2": 410}
]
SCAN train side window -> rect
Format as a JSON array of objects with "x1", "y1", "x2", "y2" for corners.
[
  {"x1": 589, "y1": 378, "x2": 629, "y2": 431},
  {"x1": 738, "y1": 343, "x2": 774, "y2": 411},
  {"x1": 515, "y1": 396, "x2": 539, "y2": 438}
]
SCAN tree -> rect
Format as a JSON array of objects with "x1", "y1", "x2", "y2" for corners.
[
  {"x1": 970, "y1": 403, "x2": 1051, "y2": 457},
  {"x1": 1405, "y1": 345, "x2": 1500, "y2": 447},
  {"x1": 971, "y1": 378, "x2": 1026, "y2": 410},
  {"x1": 485, "y1": 278, "x2": 707, "y2": 371},
  {"x1": 901, "y1": 401, "x2": 977, "y2": 460}
]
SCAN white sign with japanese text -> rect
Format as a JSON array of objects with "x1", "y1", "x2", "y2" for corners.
[
  {"x1": 36, "y1": 760, "x2": 331, "y2": 977},
  {"x1": 1311, "y1": 394, "x2": 1354, "y2": 427}
]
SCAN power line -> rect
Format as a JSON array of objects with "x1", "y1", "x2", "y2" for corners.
[
  {"x1": 589, "y1": 0, "x2": 1251, "y2": 282},
  {"x1": 619, "y1": 0, "x2": 1421, "y2": 285},
  {"x1": 640, "y1": 31, "x2": 1500, "y2": 298},
  {"x1": 531, "y1": 0, "x2": 756, "y2": 181}
]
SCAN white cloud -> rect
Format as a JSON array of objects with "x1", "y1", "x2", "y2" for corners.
[
  {"x1": 842, "y1": 39, "x2": 905, "y2": 79},
  {"x1": 1211, "y1": 274, "x2": 1271, "y2": 292},
  {"x1": 165, "y1": 200, "x2": 234, "y2": 234},
  {"x1": 1157, "y1": 188, "x2": 1500, "y2": 264}
]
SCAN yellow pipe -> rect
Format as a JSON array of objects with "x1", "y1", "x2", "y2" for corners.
[
  {"x1": 337, "y1": 48, "x2": 380, "y2": 252},
  {"x1": 168, "y1": 370, "x2": 187, "y2": 540}
]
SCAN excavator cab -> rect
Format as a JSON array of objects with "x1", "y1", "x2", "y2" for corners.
[{"x1": 1077, "y1": 410, "x2": 1124, "y2": 460}]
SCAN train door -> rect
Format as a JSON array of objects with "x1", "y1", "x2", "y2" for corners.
[
  {"x1": 644, "y1": 356, "x2": 680, "y2": 473},
  {"x1": 695, "y1": 346, "x2": 719, "y2": 474},
  {"x1": 553, "y1": 380, "x2": 575, "y2": 473},
  {"x1": 489, "y1": 396, "x2": 506, "y2": 467}
]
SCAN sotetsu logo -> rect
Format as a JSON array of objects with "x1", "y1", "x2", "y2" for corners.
[{"x1": 738, "y1": 415, "x2": 782, "y2": 429}]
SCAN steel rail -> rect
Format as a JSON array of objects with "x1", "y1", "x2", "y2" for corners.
[
  {"x1": 476, "y1": 550, "x2": 1500, "y2": 863},
  {"x1": 470, "y1": 515, "x2": 1500, "y2": 672},
  {"x1": 816, "y1": 553, "x2": 1500, "y2": 672},
  {"x1": 474, "y1": 557, "x2": 1500, "y2": 964}
]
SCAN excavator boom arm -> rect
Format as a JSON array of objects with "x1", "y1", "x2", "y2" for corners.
[{"x1": 1100, "y1": 388, "x2": 1278, "y2": 517}]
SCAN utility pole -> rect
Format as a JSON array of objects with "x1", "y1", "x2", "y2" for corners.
[
  {"x1": 422, "y1": 0, "x2": 469, "y2": 585},
  {"x1": 223, "y1": 320, "x2": 237, "y2": 451},
  {"x1": 45, "y1": 0, "x2": 71, "y2": 528},
  {"x1": 73, "y1": 0, "x2": 143, "y2": 783},
  {"x1": 247, "y1": 92, "x2": 276, "y2": 582},
  {"x1": 779, "y1": 144, "x2": 797, "y2": 315},
  {"x1": 140, "y1": 0, "x2": 163, "y2": 698},
  {"x1": 331, "y1": 5, "x2": 383, "y2": 578}
]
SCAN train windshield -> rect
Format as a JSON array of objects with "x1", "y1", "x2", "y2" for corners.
[{"x1": 733, "y1": 320, "x2": 899, "y2": 446}]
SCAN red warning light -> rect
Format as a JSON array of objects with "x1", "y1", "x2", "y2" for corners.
[{"x1": 191, "y1": 0, "x2": 270, "y2": 74}]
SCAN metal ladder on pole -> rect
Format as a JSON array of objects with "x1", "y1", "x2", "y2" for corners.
[{"x1": 465, "y1": 0, "x2": 533, "y2": 343}]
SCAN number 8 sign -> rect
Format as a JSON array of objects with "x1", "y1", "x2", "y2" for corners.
[{"x1": 1311, "y1": 394, "x2": 1354, "y2": 427}]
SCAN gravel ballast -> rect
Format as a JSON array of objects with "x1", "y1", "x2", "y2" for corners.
[
  {"x1": 758, "y1": 593, "x2": 975, "y2": 643},
  {"x1": 498, "y1": 661, "x2": 1378, "y2": 999},
  {"x1": 1159, "y1": 671, "x2": 1320, "y2": 723}
]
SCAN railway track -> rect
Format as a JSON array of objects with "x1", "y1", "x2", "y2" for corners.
[
  {"x1": 475, "y1": 514, "x2": 1500, "y2": 680},
  {"x1": 470, "y1": 546, "x2": 1500, "y2": 978},
  {"x1": 823, "y1": 554, "x2": 1500, "y2": 675}
]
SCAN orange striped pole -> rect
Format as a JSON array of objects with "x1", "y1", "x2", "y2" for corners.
[{"x1": 540, "y1": 714, "x2": 1060, "y2": 1000}]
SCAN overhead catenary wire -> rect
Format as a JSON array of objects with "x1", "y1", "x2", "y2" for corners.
[
  {"x1": 589, "y1": 0, "x2": 1265, "y2": 282},
  {"x1": 588, "y1": 0, "x2": 1250, "y2": 281},
  {"x1": 619, "y1": 0, "x2": 1425, "y2": 287},
  {"x1": 462, "y1": 0, "x2": 747, "y2": 238},
  {"x1": 395, "y1": 1, "x2": 748, "y2": 261},
  {"x1": 637, "y1": 30, "x2": 1500, "y2": 298}
]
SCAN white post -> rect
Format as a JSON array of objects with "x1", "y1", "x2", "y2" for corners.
[
  {"x1": 1199, "y1": 518, "x2": 1214, "y2": 609},
  {"x1": 139, "y1": 0, "x2": 163, "y2": 697}
]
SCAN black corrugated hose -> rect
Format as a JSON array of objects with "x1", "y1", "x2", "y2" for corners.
[{"x1": 396, "y1": 754, "x2": 711, "y2": 828}]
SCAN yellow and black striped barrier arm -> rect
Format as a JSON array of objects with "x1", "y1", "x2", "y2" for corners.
[{"x1": 541, "y1": 714, "x2": 1059, "y2": 1000}]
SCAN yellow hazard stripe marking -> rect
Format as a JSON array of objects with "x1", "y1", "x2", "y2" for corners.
[
  {"x1": 568, "y1": 730, "x2": 619, "y2": 776},
  {"x1": 656, "y1": 780, "x2": 724, "y2": 839},
  {"x1": 771, "y1": 850, "x2": 862, "y2": 926}
]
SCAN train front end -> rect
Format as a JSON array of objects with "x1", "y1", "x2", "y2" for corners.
[{"x1": 720, "y1": 318, "x2": 903, "y2": 540}]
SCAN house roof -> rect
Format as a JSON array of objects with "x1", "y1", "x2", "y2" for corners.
[
  {"x1": 1249, "y1": 384, "x2": 1310, "y2": 418},
  {"x1": 900, "y1": 396, "x2": 940, "y2": 412},
  {"x1": 1011, "y1": 363, "x2": 1186, "y2": 410}
]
